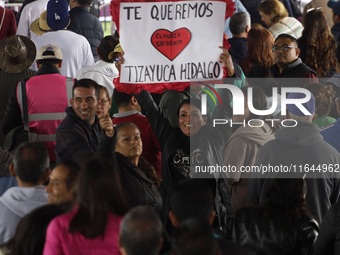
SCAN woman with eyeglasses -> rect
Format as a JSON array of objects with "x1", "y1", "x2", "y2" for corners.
[
  {"x1": 258, "y1": 0, "x2": 303, "y2": 39},
  {"x1": 298, "y1": 9, "x2": 336, "y2": 78},
  {"x1": 97, "y1": 86, "x2": 112, "y2": 116}
]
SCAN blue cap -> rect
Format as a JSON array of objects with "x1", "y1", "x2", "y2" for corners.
[
  {"x1": 46, "y1": 0, "x2": 70, "y2": 30},
  {"x1": 328, "y1": 0, "x2": 340, "y2": 17},
  {"x1": 286, "y1": 92, "x2": 315, "y2": 116}
]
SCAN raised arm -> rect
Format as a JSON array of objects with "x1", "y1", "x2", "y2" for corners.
[
  {"x1": 207, "y1": 47, "x2": 235, "y2": 144},
  {"x1": 97, "y1": 112, "x2": 116, "y2": 162},
  {"x1": 135, "y1": 90, "x2": 173, "y2": 148}
]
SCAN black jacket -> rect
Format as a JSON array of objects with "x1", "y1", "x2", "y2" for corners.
[
  {"x1": 233, "y1": 206, "x2": 319, "y2": 255},
  {"x1": 97, "y1": 132, "x2": 162, "y2": 215},
  {"x1": 331, "y1": 22, "x2": 340, "y2": 42},
  {"x1": 314, "y1": 202, "x2": 340, "y2": 255},
  {"x1": 269, "y1": 58, "x2": 318, "y2": 87},
  {"x1": 68, "y1": 6, "x2": 103, "y2": 62},
  {"x1": 228, "y1": 37, "x2": 248, "y2": 65},
  {"x1": 135, "y1": 87, "x2": 234, "y2": 235},
  {"x1": 55, "y1": 107, "x2": 101, "y2": 165}
]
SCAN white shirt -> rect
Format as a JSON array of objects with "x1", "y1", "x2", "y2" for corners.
[
  {"x1": 76, "y1": 60, "x2": 119, "y2": 97},
  {"x1": 16, "y1": 0, "x2": 49, "y2": 39},
  {"x1": 31, "y1": 30, "x2": 95, "y2": 78}
]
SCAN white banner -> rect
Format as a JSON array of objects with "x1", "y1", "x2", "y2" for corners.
[{"x1": 119, "y1": 1, "x2": 226, "y2": 83}]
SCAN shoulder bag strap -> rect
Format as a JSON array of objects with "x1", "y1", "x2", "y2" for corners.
[
  {"x1": 20, "y1": 80, "x2": 29, "y2": 133},
  {"x1": 0, "y1": 8, "x2": 5, "y2": 31}
]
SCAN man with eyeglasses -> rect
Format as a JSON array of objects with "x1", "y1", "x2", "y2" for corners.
[
  {"x1": 269, "y1": 33, "x2": 318, "y2": 88},
  {"x1": 2, "y1": 45, "x2": 75, "y2": 167}
]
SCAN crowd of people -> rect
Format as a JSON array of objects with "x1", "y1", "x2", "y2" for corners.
[{"x1": 1, "y1": 0, "x2": 340, "y2": 254}]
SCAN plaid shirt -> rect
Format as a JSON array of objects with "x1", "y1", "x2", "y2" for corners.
[{"x1": 55, "y1": 107, "x2": 101, "y2": 165}]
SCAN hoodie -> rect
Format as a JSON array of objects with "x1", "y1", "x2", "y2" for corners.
[
  {"x1": 248, "y1": 121, "x2": 340, "y2": 224},
  {"x1": 0, "y1": 186, "x2": 47, "y2": 244},
  {"x1": 331, "y1": 22, "x2": 340, "y2": 42},
  {"x1": 223, "y1": 121, "x2": 275, "y2": 210},
  {"x1": 326, "y1": 73, "x2": 340, "y2": 88},
  {"x1": 321, "y1": 118, "x2": 340, "y2": 153}
]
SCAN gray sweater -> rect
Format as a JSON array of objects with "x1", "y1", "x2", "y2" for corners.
[
  {"x1": 248, "y1": 121, "x2": 340, "y2": 224},
  {"x1": 0, "y1": 185, "x2": 47, "y2": 244}
]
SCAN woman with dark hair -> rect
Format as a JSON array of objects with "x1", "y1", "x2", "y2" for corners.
[
  {"x1": 132, "y1": 64, "x2": 234, "y2": 235},
  {"x1": 258, "y1": 0, "x2": 303, "y2": 39},
  {"x1": 43, "y1": 158, "x2": 128, "y2": 255},
  {"x1": 222, "y1": 86, "x2": 278, "y2": 211},
  {"x1": 298, "y1": 9, "x2": 336, "y2": 78},
  {"x1": 0, "y1": 204, "x2": 65, "y2": 255},
  {"x1": 233, "y1": 178, "x2": 319, "y2": 254},
  {"x1": 98, "y1": 121, "x2": 162, "y2": 214},
  {"x1": 240, "y1": 27, "x2": 275, "y2": 75},
  {"x1": 133, "y1": 88, "x2": 233, "y2": 234},
  {"x1": 305, "y1": 83, "x2": 336, "y2": 128},
  {"x1": 102, "y1": 47, "x2": 235, "y2": 235},
  {"x1": 76, "y1": 35, "x2": 120, "y2": 98}
]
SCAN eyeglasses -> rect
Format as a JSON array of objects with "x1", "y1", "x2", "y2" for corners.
[
  {"x1": 272, "y1": 44, "x2": 297, "y2": 52},
  {"x1": 100, "y1": 99, "x2": 110, "y2": 105}
]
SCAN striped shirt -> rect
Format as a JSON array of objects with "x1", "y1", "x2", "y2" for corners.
[{"x1": 269, "y1": 17, "x2": 304, "y2": 39}]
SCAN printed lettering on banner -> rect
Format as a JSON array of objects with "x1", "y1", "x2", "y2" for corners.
[{"x1": 119, "y1": 1, "x2": 227, "y2": 84}]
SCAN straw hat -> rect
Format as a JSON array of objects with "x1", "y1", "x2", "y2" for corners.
[
  {"x1": 0, "y1": 35, "x2": 36, "y2": 74},
  {"x1": 108, "y1": 43, "x2": 124, "y2": 60},
  {"x1": 30, "y1": 11, "x2": 52, "y2": 36}
]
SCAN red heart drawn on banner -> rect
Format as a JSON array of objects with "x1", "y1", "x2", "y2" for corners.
[{"x1": 151, "y1": 28, "x2": 191, "y2": 61}]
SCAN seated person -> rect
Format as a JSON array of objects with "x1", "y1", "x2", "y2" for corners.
[
  {"x1": 45, "y1": 158, "x2": 80, "y2": 205},
  {"x1": 171, "y1": 219, "x2": 220, "y2": 255},
  {"x1": 119, "y1": 206, "x2": 163, "y2": 255},
  {"x1": 234, "y1": 178, "x2": 318, "y2": 254}
]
